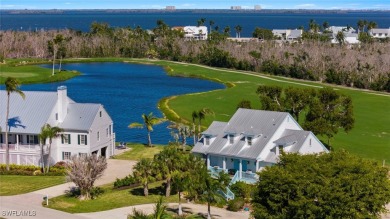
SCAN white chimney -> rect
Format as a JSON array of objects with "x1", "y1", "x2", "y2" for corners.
[{"x1": 57, "y1": 86, "x2": 68, "y2": 123}]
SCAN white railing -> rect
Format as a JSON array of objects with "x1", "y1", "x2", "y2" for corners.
[
  {"x1": 230, "y1": 171, "x2": 259, "y2": 185},
  {"x1": 208, "y1": 166, "x2": 227, "y2": 179},
  {"x1": 0, "y1": 143, "x2": 47, "y2": 153}
]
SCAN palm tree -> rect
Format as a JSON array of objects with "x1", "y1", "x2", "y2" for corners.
[
  {"x1": 39, "y1": 124, "x2": 63, "y2": 173},
  {"x1": 133, "y1": 158, "x2": 155, "y2": 196},
  {"x1": 223, "y1": 26, "x2": 230, "y2": 36},
  {"x1": 200, "y1": 166, "x2": 226, "y2": 219},
  {"x1": 367, "y1": 21, "x2": 378, "y2": 31},
  {"x1": 48, "y1": 34, "x2": 64, "y2": 76},
  {"x1": 178, "y1": 124, "x2": 191, "y2": 146},
  {"x1": 194, "y1": 108, "x2": 214, "y2": 136},
  {"x1": 154, "y1": 145, "x2": 182, "y2": 197},
  {"x1": 322, "y1": 21, "x2": 330, "y2": 31},
  {"x1": 4, "y1": 77, "x2": 25, "y2": 171},
  {"x1": 234, "y1": 25, "x2": 242, "y2": 38},
  {"x1": 191, "y1": 111, "x2": 199, "y2": 145},
  {"x1": 209, "y1": 20, "x2": 215, "y2": 34},
  {"x1": 129, "y1": 112, "x2": 165, "y2": 147},
  {"x1": 335, "y1": 31, "x2": 345, "y2": 46},
  {"x1": 172, "y1": 153, "x2": 191, "y2": 216},
  {"x1": 357, "y1": 19, "x2": 368, "y2": 33}
]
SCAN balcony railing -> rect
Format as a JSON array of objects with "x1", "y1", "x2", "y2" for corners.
[
  {"x1": 230, "y1": 171, "x2": 259, "y2": 185},
  {"x1": 0, "y1": 143, "x2": 47, "y2": 153},
  {"x1": 208, "y1": 166, "x2": 227, "y2": 179}
]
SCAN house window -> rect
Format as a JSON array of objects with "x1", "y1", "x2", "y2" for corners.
[
  {"x1": 109, "y1": 125, "x2": 112, "y2": 135},
  {"x1": 78, "y1": 135, "x2": 87, "y2": 145},
  {"x1": 205, "y1": 137, "x2": 210, "y2": 145},
  {"x1": 106, "y1": 128, "x2": 109, "y2": 137},
  {"x1": 309, "y1": 139, "x2": 312, "y2": 146},
  {"x1": 27, "y1": 135, "x2": 39, "y2": 144},
  {"x1": 55, "y1": 113, "x2": 58, "y2": 120},
  {"x1": 62, "y1": 152, "x2": 71, "y2": 160},
  {"x1": 62, "y1": 134, "x2": 71, "y2": 144},
  {"x1": 247, "y1": 137, "x2": 252, "y2": 146},
  {"x1": 0, "y1": 134, "x2": 3, "y2": 143},
  {"x1": 79, "y1": 153, "x2": 87, "y2": 158},
  {"x1": 229, "y1": 134, "x2": 234, "y2": 144},
  {"x1": 97, "y1": 131, "x2": 100, "y2": 141},
  {"x1": 100, "y1": 111, "x2": 102, "y2": 117}
]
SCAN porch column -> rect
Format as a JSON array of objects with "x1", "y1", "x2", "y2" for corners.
[
  {"x1": 16, "y1": 134, "x2": 19, "y2": 150},
  {"x1": 222, "y1": 157, "x2": 226, "y2": 171},
  {"x1": 239, "y1": 159, "x2": 242, "y2": 179},
  {"x1": 256, "y1": 160, "x2": 259, "y2": 171},
  {"x1": 206, "y1": 154, "x2": 210, "y2": 167}
]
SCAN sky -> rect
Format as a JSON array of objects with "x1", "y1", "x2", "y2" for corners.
[{"x1": 2, "y1": 0, "x2": 390, "y2": 10}]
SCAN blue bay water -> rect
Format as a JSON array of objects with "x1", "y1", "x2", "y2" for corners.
[
  {"x1": 1, "y1": 11, "x2": 390, "y2": 37},
  {"x1": 20, "y1": 63, "x2": 225, "y2": 144}
]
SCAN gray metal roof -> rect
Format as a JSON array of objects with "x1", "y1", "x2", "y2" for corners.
[
  {"x1": 192, "y1": 108, "x2": 289, "y2": 159},
  {"x1": 59, "y1": 103, "x2": 101, "y2": 132},
  {"x1": 0, "y1": 91, "x2": 59, "y2": 134},
  {"x1": 0, "y1": 89, "x2": 101, "y2": 134},
  {"x1": 274, "y1": 129, "x2": 310, "y2": 153}
]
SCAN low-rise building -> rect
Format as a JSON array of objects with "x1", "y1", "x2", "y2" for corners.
[
  {"x1": 184, "y1": 26, "x2": 208, "y2": 40},
  {"x1": 192, "y1": 109, "x2": 328, "y2": 185},
  {"x1": 369, "y1": 28, "x2": 390, "y2": 38},
  {"x1": 272, "y1": 29, "x2": 303, "y2": 41},
  {"x1": 326, "y1": 26, "x2": 356, "y2": 34},
  {"x1": 0, "y1": 86, "x2": 115, "y2": 166},
  {"x1": 331, "y1": 32, "x2": 360, "y2": 44}
]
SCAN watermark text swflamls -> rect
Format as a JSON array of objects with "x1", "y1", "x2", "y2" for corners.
[{"x1": 2, "y1": 210, "x2": 37, "y2": 217}]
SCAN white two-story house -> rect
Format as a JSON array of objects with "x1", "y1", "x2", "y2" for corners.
[
  {"x1": 0, "y1": 86, "x2": 115, "y2": 166},
  {"x1": 184, "y1": 26, "x2": 208, "y2": 40},
  {"x1": 192, "y1": 108, "x2": 328, "y2": 184}
]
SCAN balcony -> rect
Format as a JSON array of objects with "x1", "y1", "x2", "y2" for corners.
[
  {"x1": 208, "y1": 166, "x2": 227, "y2": 179},
  {"x1": 0, "y1": 143, "x2": 47, "y2": 154},
  {"x1": 230, "y1": 170, "x2": 259, "y2": 185}
]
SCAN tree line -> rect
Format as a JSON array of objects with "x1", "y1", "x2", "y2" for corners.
[
  {"x1": 240, "y1": 85, "x2": 354, "y2": 147},
  {"x1": 0, "y1": 20, "x2": 389, "y2": 92}
]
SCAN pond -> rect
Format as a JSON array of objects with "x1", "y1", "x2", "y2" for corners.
[{"x1": 21, "y1": 62, "x2": 225, "y2": 144}]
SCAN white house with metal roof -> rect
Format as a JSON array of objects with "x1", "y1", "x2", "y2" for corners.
[
  {"x1": 192, "y1": 108, "x2": 328, "y2": 184},
  {"x1": 0, "y1": 86, "x2": 115, "y2": 166},
  {"x1": 369, "y1": 28, "x2": 390, "y2": 38},
  {"x1": 272, "y1": 29, "x2": 303, "y2": 41},
  {"x1": 184, "y1": 26, "x2": 208, "y2": 40}
]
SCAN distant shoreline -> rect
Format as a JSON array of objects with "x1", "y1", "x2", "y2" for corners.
[{"x1": 2, "y1": 9, "x2": 390, "y2": 15}]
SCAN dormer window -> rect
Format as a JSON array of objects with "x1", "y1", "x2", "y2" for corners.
[
  {"x1": 278, "y1": 145, "x2": 284, "y2": 153},
  {"x1": 229, "y1": 134, "x2": 234, "y2": 144},
  {"x1": 205, "y1": 136, "x2": 210, "y2": 145},
  {"x1": 247, "y1": 136, "x2": 253, "y2": 146}
]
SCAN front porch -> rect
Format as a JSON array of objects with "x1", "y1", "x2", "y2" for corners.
[{"x1": 207, "y1": 155, "x2": 259, "y2": 185}]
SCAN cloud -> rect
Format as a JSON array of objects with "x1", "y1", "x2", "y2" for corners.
[
  {"x1": 180, "y1": 3, "x2": 195, "y2": 7},
  {"x1": 65, "y1": 2, "x2": 71, "y2": 5},
  {"x1": 295, "y1": 3, "x2": 316, "y2": 8}
]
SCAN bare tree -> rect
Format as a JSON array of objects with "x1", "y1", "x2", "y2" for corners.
[{"x1": 66, "y1": 154, "x2": 107, "y2": 200}]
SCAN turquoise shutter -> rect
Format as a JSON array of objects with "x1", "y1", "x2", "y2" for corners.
[
  {"x1": 61, "y1": 135, "x2": 64, "y2": 144},
  {"x1": 85, "y1": 135, "x2": 88, "y2": 145},
  {"x1": 78, "y1": 135, "x2": 80, "y2": 145},
  {"x1": 69, "y1": 134, "x2": 71, "y2": 144}
]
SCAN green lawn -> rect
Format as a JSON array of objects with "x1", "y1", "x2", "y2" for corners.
[
  {"x1": 0, "y1": 175, "x2": 66, "y2": 196},
  {"x1": 47, "y1": 181, "x2": 178, "y2": 213},
  {"x1": 113, "y1": 143, "x2": 165, "y2": 161},
  {"x1": 136, "y1": 60, "x2": 389, "y2": 163},
  {"x1": 0, "y1": 59, "x2": 80, "y2": 84},
  {"x1": 2, "y1": 58, "x2": 389, "y2": 162}
]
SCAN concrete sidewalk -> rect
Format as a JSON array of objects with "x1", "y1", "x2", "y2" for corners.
[{"x1": 0, "y1": 159, "x2": 136, "y2": 219}]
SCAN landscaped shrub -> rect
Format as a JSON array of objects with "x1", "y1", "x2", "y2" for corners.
[
  {"x1": 114, "y1": 175, "x2": 138, "y2": 188},
  {"x1": 227, "y1": 197, "x2": 245, "y2": 212},
  {"x1": 0, "y1": 164, "x2": 66, "y2": 176},
  {"x1": 230, "y1": 181, "x2": 256, "y2": 200},
  {"x1": 90, "y1": 187, "x2": 105, "y2": 199}
]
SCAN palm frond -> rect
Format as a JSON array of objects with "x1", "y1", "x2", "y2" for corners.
[{"x1": 129, "y1": 123, "x2": 144, "y2": 128}]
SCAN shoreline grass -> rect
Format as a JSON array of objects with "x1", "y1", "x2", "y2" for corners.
[
  {"x1": 112, "y1": 143, "x2": 165, "y2": 161},
  {"x1": 1, "y1": 59, "x2": 80, "y2": 84}
]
